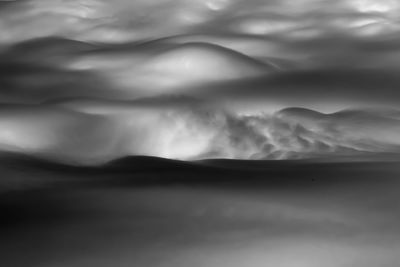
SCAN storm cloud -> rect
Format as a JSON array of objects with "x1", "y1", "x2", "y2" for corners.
[{"x1": 0, "y1": 0, "x2": 399, "y2": 162}]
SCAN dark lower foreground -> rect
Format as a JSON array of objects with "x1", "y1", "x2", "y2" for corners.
[{"x1": 1, "y1": 156, "x2": 400, "y2": 267}]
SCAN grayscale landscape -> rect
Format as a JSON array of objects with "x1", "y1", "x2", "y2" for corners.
[{"x1": 1, "y1": 0, "x2": 400, "y2": 266}]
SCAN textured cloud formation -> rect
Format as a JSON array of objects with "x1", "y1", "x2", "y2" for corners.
[
  {"x1": 1, "y1": 0, "x2": 400, "y2": 163},
  {"x1": 0, "y1": 98, "x2": 399, "y2": 164},
  {"x1": 2, "y1": 36, "x2": 400, "y2": 109},
  {"x1": 0, "y1": 104, "x2": 120, "y2": 163},
  {"x1": 1, "y1": 0, "x2": 400, "y2": 44},
  {"x1": 47, "y1": 100, "x2": 400, "y2": 161}
]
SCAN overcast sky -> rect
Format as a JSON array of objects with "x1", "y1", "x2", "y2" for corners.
[{"x1": 0, "y1": 0, "x2": 400, "y2": 162}]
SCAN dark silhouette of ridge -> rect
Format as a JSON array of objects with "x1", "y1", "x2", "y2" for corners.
[{"x1": 0, "y1": 151, "x2": 400, "y2": 192}]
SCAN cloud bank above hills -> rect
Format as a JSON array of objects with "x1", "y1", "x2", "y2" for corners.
[
  {"x1": 0, "y1": 99, "x2": 399, "y2": 164},
  {"x1": 0, "y1": 0, "x2": 400, "y2": 163}
]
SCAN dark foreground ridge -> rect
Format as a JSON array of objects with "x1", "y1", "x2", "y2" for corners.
[
  {"x1": 1, "y1": 151, "x2": 400, "y2": 267},
  {"x1": 1, "y1": 151, "x2": 400, "y2": 191}
]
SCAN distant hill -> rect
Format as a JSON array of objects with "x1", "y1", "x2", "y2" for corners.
[{"x1": 1, "y1": 151, "x2": 400, "y2": 193}]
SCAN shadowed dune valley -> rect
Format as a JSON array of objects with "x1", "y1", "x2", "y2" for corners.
[{"x1": 1, "y1": 0, "x2": 400, "y2": 266}]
